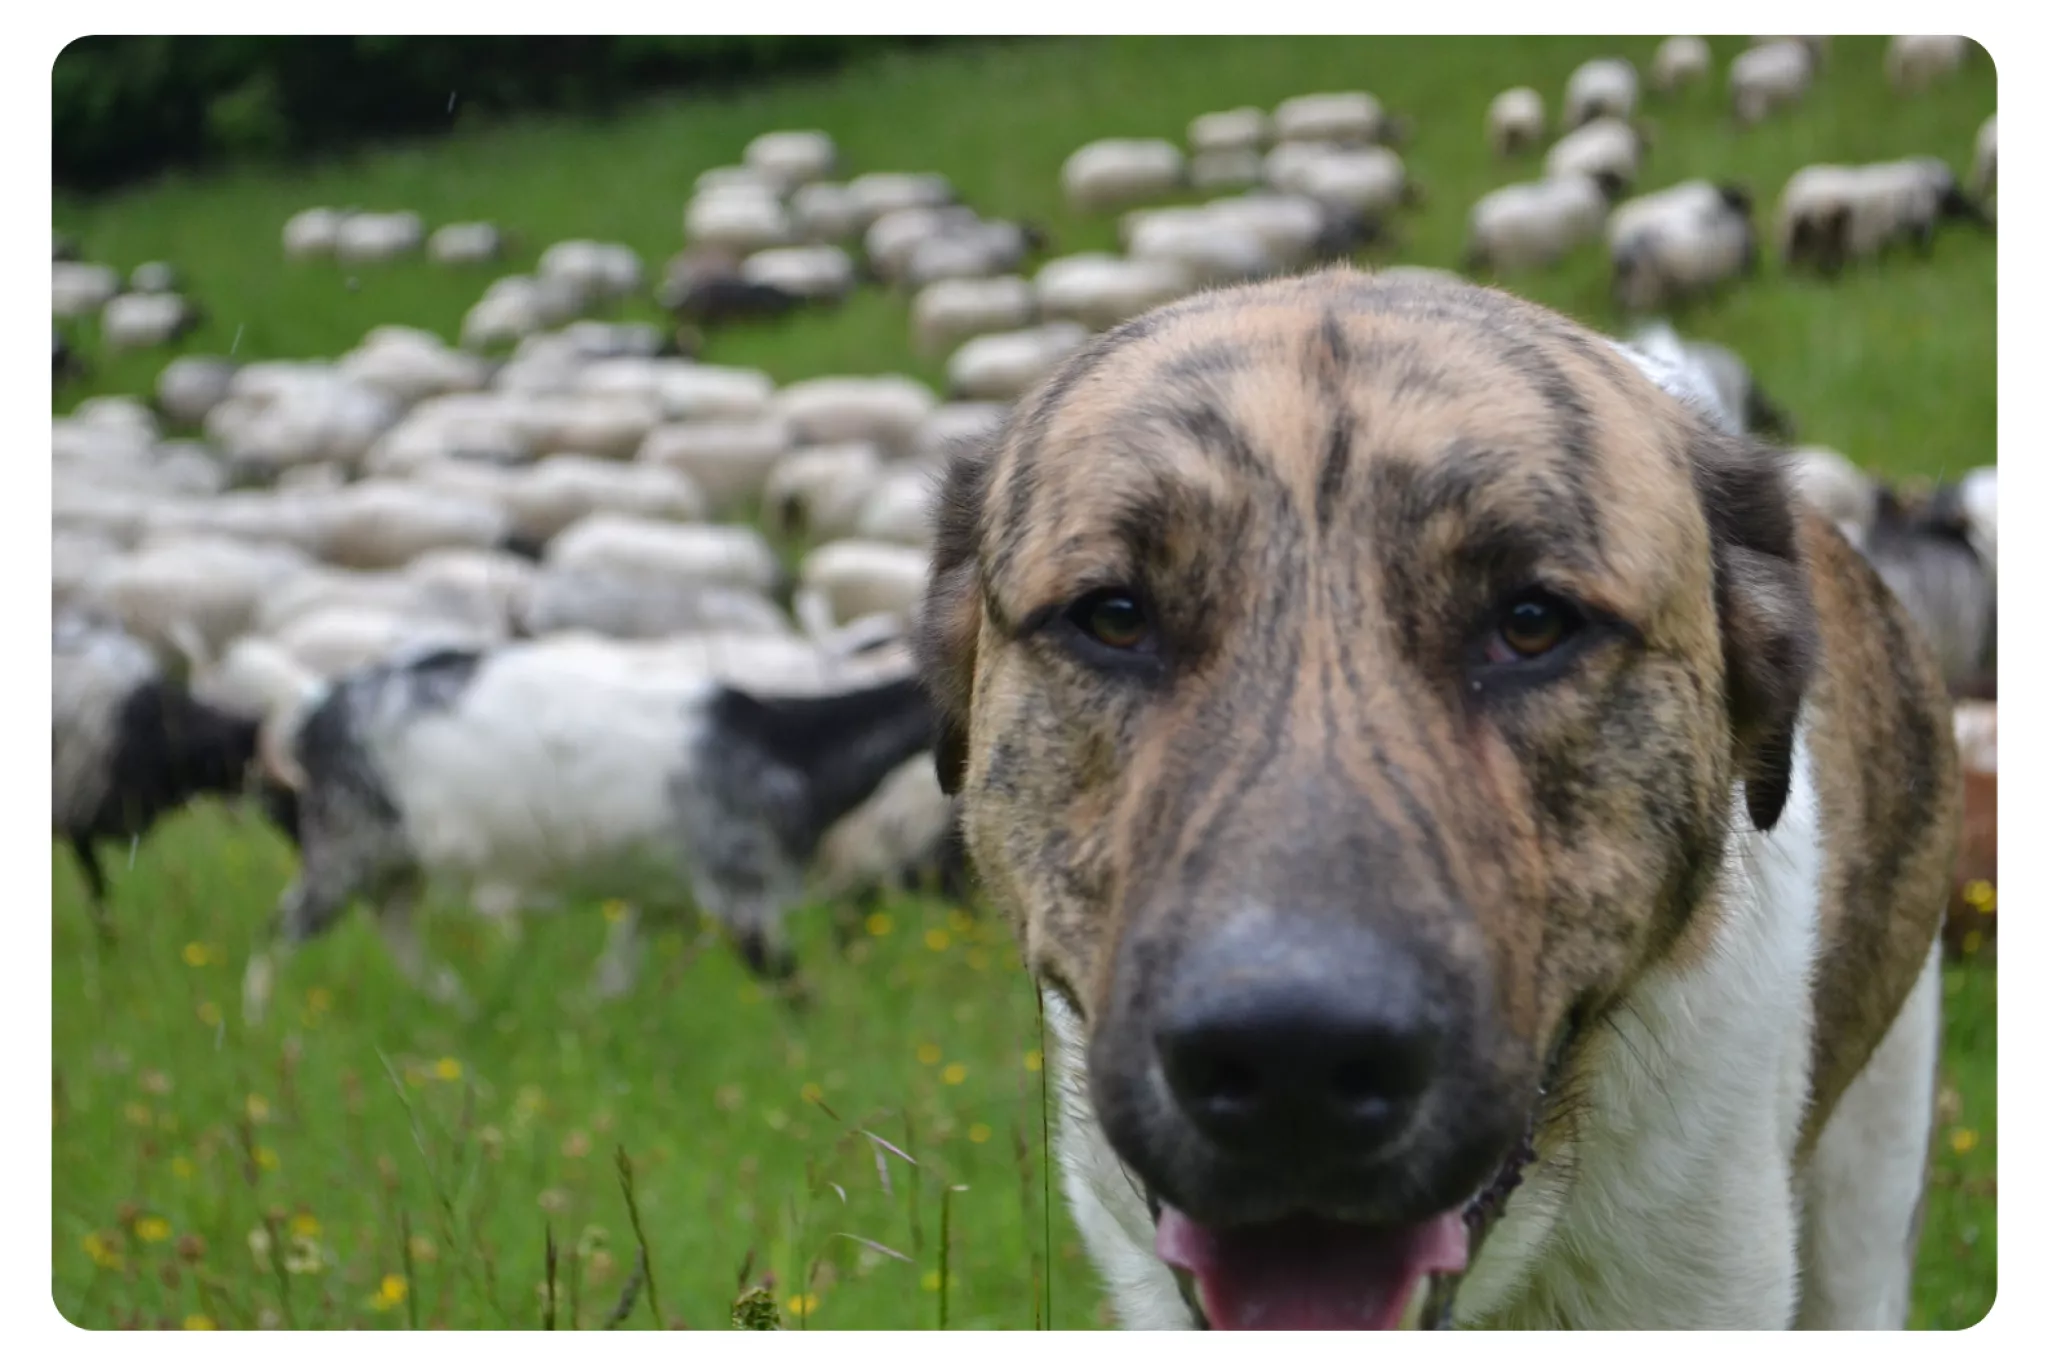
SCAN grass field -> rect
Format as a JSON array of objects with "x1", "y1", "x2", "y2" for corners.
[{"x1": 51, "y1": 35, "x2": 1996, "y2": 1329}]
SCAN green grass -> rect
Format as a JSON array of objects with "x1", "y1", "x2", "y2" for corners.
[{"x1": 51, "y1": 35, "x2": 1995, "y2": 1330}]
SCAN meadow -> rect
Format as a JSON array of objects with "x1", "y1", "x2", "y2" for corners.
[{"x1": 51, "y1": 35, "x2": 1997, "y2": 1329}]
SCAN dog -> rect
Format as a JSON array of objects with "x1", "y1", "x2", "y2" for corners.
[{"x1": 912, "y1": 268, "x2": 1959, "y2": 1329}]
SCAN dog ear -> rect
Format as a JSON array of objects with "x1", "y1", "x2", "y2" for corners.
[
  {"x1": 913, "y1": 432, "x2": 999, "y2": 796},
  {"x1": 1688, "y1": 427, "x2": 1820, "y2": 831}
]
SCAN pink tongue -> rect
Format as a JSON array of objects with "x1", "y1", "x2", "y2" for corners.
[{"x1": 1156, "y1": 1207, "x2": 1469, "y2": 1330}]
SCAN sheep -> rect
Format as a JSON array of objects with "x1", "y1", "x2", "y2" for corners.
[
  {"x1": 744, "y1": 129, "x2": 838, "y2": 188},
  {"x1": 1776, "y1": 158, "x2": 1985, "y2": 274},
  {"x1": 1193, "y1": 194, "x2": 1348, "y2": 271},
  {"x1": 637, "y1": 417, "x2": 794, "y2": 516},
  {"x1": 1062, "y1": 138, "x2": 1188, "y2": 214},
  {"x1": 53, "y1": 261, "x2": 120, "y2": 319},
  {"x1": 156, "y1": 355, "x2": 240, "y2": 428},
  {"x1": 546, "y1": 514, "x2": 786, "y2": 599},
  {"x1": 522, "y1": 392, "x2": 667, "y2": 462},
  {"x1": 338, "y1": 326, "x2": 491, "y2": 405},
  {"x1": 333, "y1": 211, "x2": 426, "y2": 264},
  {"x1": 520, "y1": 565, "x2": 792, "y2": 640},
  {"x1": 1860, "y1": 482, "x2": 1996, "y2": 695},
  {"x1": 741, "y1": 245, "x2": 857, "y2": 302},
  {"x1": 1487, "y1": 87, "x2": 1546, "y2": 157},
  {"x1": 1543, "y1": 116, "x2": 1645, "y2": 197},
  {"x1": 538, "y1": 240, "x2": 644, "y2": 306},
  {"x1": 1463, "y1": 174, "x2": 1609, "y2": 273},
  {"x1": 844, "y1": 171, "x2": 956, "y2": 226},
  {"x1": 1625, "y1": 319, "x2": 1795, "y2": 439},
  {"x1": 1785, "y1": 446, "x2": 1879, "y2": 542},
  {"x1": 645, "y1": 364, "x2": 776, "y2": 423},
  {"x1": 684, "y1": 189, "x2": 795, "y2": 255},
  {"x1": 911, "y1": 275, "x2": 1038, "y2": 358},
  {"x1": 206, "y1": 374, "x2": 408, "y2": 482},
  {"x1": 240, "y1": 636, "x2": 936, "y2": 1016},
  {"x1": 54, "y1": 612, "x2": 264, "y2": 937},
  {"x1": 1033, "y1": 254, "x2": 1192, "y2": 333},
  {"x1": 1609, "y1": 179, "x2": 1757, "y2": 312},
  {"x1": 427, "y1": 222, "x2": 505, "y2": 265},
  {"x1": 101, "y1": 292, "x2": 204, "y2": 351},
  {"x1": 657, "y1": 246, "x2": 806, "y2": 326},
  {"x1": 799, "y1": 538, "x2": 931, "y2": 626},
  {"x1": 1563, "y1": 57, "x2": 1640, "y2": 130},
  {"x1": 901, "y1": 220, "x2": 1040, "y2": 290},
  {"x1": 774, "y1": 375, "x2": 937, "y2": 454},
  {"x1": 1189, "y1": 106, "x2": 1273, "y2": 155},
  {"x1": 1972, "y1": 114, "x2": 1996, "y2": 199},
  {"x1": 697, "y1": 164, "x2": 785, "y2": 196},
  {"x1": 282, "y1": 208, "x2": 348, "y2": 260},
  {"x1": 764, "y1": 443, "x2": 887, "y2": 540},
  {"x1": 461, "y1": 274, "x2": 588, "y2": 350},
  {"x1": 1291, "y1": 145, "x2": 1413, "y2": 220},
  {"x1": 853, "y1": 464, "x2": 942, "y2": 549},
  {"x1": 790, "y1": 181, "x2": 865, "y2": 243},
  {"x1": 947, "y1": 322, "x2": 1092, "y2": 402},
  {"x1": 1652, "y1": 37, "x2": 1713, "y2": 94},
  {"x1": 1122, "y1": 207, "x2": 1278, "y2": 287},
  {"x1": 1749, "y1": 36, "x2": 1829, "y2": 67},
  {"x1": 1191, "y1": 150, "x2": 1266, "y2": 191},
  {"x1": 271, "y1": 604, "x2": 502, "y2": 679},
  {"x1": 497, "y1": 455, "x2": 706, "y2": 545},
  {"x1": 55, "y1": 230, "x2": 80, "y2": 262},
  {"x1": 130, "y1": 261, "x2": 180, "y2": 294},
  {"x1": 913, "y1": 402, "x2": 1010, "y2": 461},
  {"x1": 302, "y1": 481, "x2": 522, "y2": 571},
  {"x1": 810, "y1": 754, "x2": 967, "y2": 932},
  {"x1": 864, "y1": 205, "x2": 982, "y2": 284},
  {"x1": 1729, "y1": 39, "x2": 1814, "y2": 125},
  {"x1": 54, "y1": 328, "x2": 83, "y2": 384},
  {"x1": 1272, "y1": 91, "x2": 1392, "y2": 146},
  {"x1": 1886, "y1": 36, "x2": 1972, "y2": 93},
  {"x1": 88, "y1": 535, "x2": 317, "y2": 665}
]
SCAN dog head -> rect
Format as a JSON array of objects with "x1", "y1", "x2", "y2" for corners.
[{"x1": 914, "y1": 268, "x2": 1818, "y2": 1328}]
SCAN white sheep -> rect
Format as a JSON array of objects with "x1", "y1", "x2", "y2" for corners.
[
  {"x1": 53, "y1": 261, "x2": 120, "y2": 319},
  {"x1": 683, "y1": 189, "x2": 795, "y2": 255},
  {"x1": 427, "y1": 222, "x2": 505, "y2": 266},
  {"x1": 1487, "y1": 87, "x2": 1545, "y2": 157},
  {"x1": 205, "y1": 370, "x2": 404, "y2": 481},
  {"x1": 1609, "y1": 180, "x2": 1756, "y2": 312},
  {"x1": 1543, "y1": 117, "x2": 1644, "y2": 196},
  {"x1": 1123, "y1": 205, "x2": 1280, "y2": 286},
  {"x1": 1189, "y1": 106, "x2": 1273, "y2": 154},
  {"x1": 1272, "y1": 91, "x2": 1390, "y2": 145},
  {"x1": 1190, "y1": 150, "x2": 1266, "y2": 191},
  {"x1": 87, "y1": 535, "x2": 317, "y2": 666},
  {"x1": 1886, "y1": 36, "x2": 1972, "y2": 93},
  {"x1": 1063, "y1": 138, "x2": 1188, "y2": 214},
  {"x1": 901, "y1": 221, "x2": 1036, "y2": 290},
  {"x1": 156, "y1": 355, "x2": 240, "y2": 428},
  {"x1": 1463, "y1": 174, "x2": 1609, "y2": 273},
  {"x1": 1729, "y1": 39, "x2": 1814, "y2": 125},
  {"x1": 764, "y1": 443, "x2": 887, "y2": 540},
  {"x1": 54, "y1": 530, "x2": 123, "y2": 611},
  {"x1": 744, "y1": 129, "x2": 839, "y2": 187},
  {"x1": 282, "y1": 207, "x2": 347, "y2": 260},
  {"x1": 913, "y1": 402, "x2": 1010, "y2": 461},
  {"x1": 844, "y1": 171, "x2": 956, "y2": 228},
  {"x1": 130, "y1": 261, "x2": 180, "y2": 294},
  {"x1": 1784, "y1": 447, "x2": 1878, "y2": 543},
  {"x1": 100, "y1": 292, "x2": 202, "y2": 351},
  {"x1": 520, "y1": 565, "x2": 791, "y2": 641},
  {"x1": 1651, "y1": 37, "x2": 1713, "y2": 93},
  {"x1": 800, "y1": 539, "x2": 931, "y2": 626},
  {"x1": 790, "y1": 181, "x2": 866, "y2": 243},
  {"x1": 334, "y1": 211, "x2": 426, "y2": 264},
  {"x1": 1749, "y1": 36, "x2": 1830, "y2": 67},
  {"x1": 338, "y1": 326, "x2": 491, "y2": 405},
  {"x1": 546, "y1": 514, "x2": 786, "y2": 598},
  {"x1": 1776, "y1": 158, "x2": 1981, "y2": 273},
  {"x1": 810, "y1": 753, "x2": 961, "y2": 912},
  {"x1": 853, "y1": 465, "x2": 941, "y2": 550},
  {"x1": 1563, "y1": 57, "x2": 1640, "y2": 129},
  {"x1": 1194, "y1": 194, "x2": 1338, "y2": 271},
  {"x1": 775, "y1": 375, "x2": 938, "y2": 453},
  {"x1": 538, "y1": 239, "x2": 644, "y2": 306},
  {"x1": 412, "y1": 454, "x2": 707, "y2": 547},
  {"x1": 864, "y1": 205, "x2": 982, "y2": 283},
  {"x1": 947, "y1": 322, "x2": 1091, "y2": 402},
  {"x1": 1972, "y1": 114, "x2": 1996, "y2": 199},
  {"x1": 911, "y1": 275, "x2": 1039, "y2": 358},
  {"x1": 1292, "y1": 146, "x2": 1411, "y2": 220},
  {"x1": 741, "y1": 245, "x2": 857, "y2": 301},
  {"x1": 1034, "y1": 254, "x2": 1192, "y2": 332},
  {"x1": 460, "y1": 274, "x2": 588, "y2": 350},
  {"x1": 283, "y1": 481, "x2": 513, "y2": 570},
  {"x1": 270, "y1": 604, "x2": 501, "y2": 679},
  {"x1": 696, "y1": 164, "x2": 785, "y2": 196},
  {"x1": 637, "y1": 417, "x2": 794, "y2": 516}
]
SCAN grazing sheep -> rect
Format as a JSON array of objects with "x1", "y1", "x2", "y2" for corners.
[
  {"x1": 1651, "y1": 37, "x2": 1713, "y2": 93},
  {"x1": 902, "y1": 220, "x2": 1039, "y2": 290},
  {"x1": 334, "y1": 212, "x2": 426, "y2": 264},
  {"x1": 1777, "y1": 158, "x2": 1985, "y2": 274},
  {"x1": 101, "y1": 292, "x2": 204, "y2": 351},
  {"x1": 1543, "y1": 116, "x2": 1645, "y2": 196},
  {"x1": 853, "y1": 465, "x2": 942, "y2": 549},
  {"x1": 742, "y1": 245, "x2": 857, "y2": 301},
  {"x1": 1199, "y1": 194, "x2": 1355, "y2": 270},
  {"x1": 53, "y1": 261, "x2": 120, "y2": 319},
  {"x1": 744, "y1": 129, "x2": 838, "y2": 188},
  {"x1": 1750, "y1": 36, "x2": 1830, "y2": 67},
  {"x1": 413, "y1": 454, "x2": 707, "y2": 547},
  {"x1": 520, "y1": 566, "x2": 791, "y2": 640},
  {"x1": 911, "y1": 275, "x2": 1039, "y2": 357},
  {"x1": 338, "y1": 326, "x2": 491, "y2": 405},
  {"x1": 1272, "y1": 91, "x2": 1392, "y2": 146},
  {"x1": 844, "y1": 171, "x2": 956, "y2": 226},
  {"x1": 1190, "y1": 149, "x2": 1266, "y2": 191},
  {"x1": 1563, "y1": 57, "x2": 1640, "y2": 129},
  {"x1": 1062, "y1": 138, "x2": 1189, "y2": 214},
  {"x1": 637, "y1": 417, "x2": 794, "y2": 516},
  {"x1": 1463, "y1": 174, "x2": 1609, "y2": 273},
  {"x1": 1886, "y1": 36, "x2": 1971, "y2": 93},
  {"x1": 947, "y1": 322, "x2": 1092, "y2": 402},
  {"x1": 864, "y1": 205, "x2": 982, "y2": 284},
  {"x1": 1972, "y1": 114, "x2": 1996, "y2": 199},
  {"x1": 155, "y1": 355, "x2": 240, "y2": 427},
  {"x1": 1626, "y1": 319, "x2": 1795, "y2": 439},
  {"x1": 697, "y1": 165, "x2": 785, "y2": 196},
  {"x1": 799, "y1": 539, "x2": 930, "y2": 626},
  {"x1": 1123, "y1": 206, "x2": 1279, "y2": 286},
  {"x1": 240, "y1": 638, "x2": 935, "y2": 1016},
  {"x1": 271, "y1": 604, "x2": 501, "y2": 679},
  {"x1": 129, "y1": 261, "x2": 180, "y2": 294},
  {"x1": 1292, "y1": 145, "x2": 1413, "y2": 220},
  {"x1": 461, "y1": 274, "x2": 587, "y2": 349},
  {"x1": 303, "y1": 481, "x2": 520, "y2": 571},
  {"x1": 54, "y1": 612, "x2": 264, "y2": 936},
  {"x1": 775, "y1": 375, "x2": 937, "y2": 453},
  {"x1": 1487, "y1": 87, "x2": 1546, "y2": 156},
  {"x1": 1189, "y1": 106, "x2": 1273, "y2": 155},
  {"x1": 1034, "y1": 254, "x2": 1192, "y2": 332},
  {"x1": 684, "y1": 189, "x2": 795, "y2": 255},
  {"x1": 427, "y1": 222, "x2": 505, "y2": 265},
  {"x1": 660, "y1": 263, "x2": 806, "y2": 326},
  {"x1": 1609, "y1": 179, "x2": 1756, "y2": 312},
  {"x1": 764, "y1": 442, "x2": 887, "y2": 540},
  {"x1": 1730, "y1": 39, "x2": 1814, "y2": 124},
  {"x1": 791, "y1": 181, "x2": 866, "y2": 243},
  {"x1": 89, "y1": 535, "x2": 316, "y2": 665},
  {"x1": 538, "y1": 240, "x2": 643, "y2": 307},
  {"x1": 812, "y1": 754, "x2": 966, "y2": 925},
  {"x1": 282, "y1": 208, "x2": 348, "y2": 260},
  {"x1": 546, "y1": 514, "x2": 787, "y2": 599}
]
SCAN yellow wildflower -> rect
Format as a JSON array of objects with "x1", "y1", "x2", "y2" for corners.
[
  {"x1": 921, "y1": 1269, "x2": 942, "y2": 1292},
  {"x1": 601, "y1": 899, "x2": 630, "y2": 924},
  {"x1": 1962, "y1": 931, "x2": 1983, "y2": 955},
  {"x1": 917, "y1": 1042, "x2": 942, "y2": 1065},
  {"x1": 947, "y1": 909, "x2": 975, "y2": 935},
  {"x1": 183, "y1": 1315, "x2": 215, "y2": 1330},
  {"x1": 135, "y1": 1215, "x2": 171, "y2": 1243},
  {"x1": 289, "y1": 1212, "x2": 319, "y2": 1240},
  {"x1": 866, "y1": 912, "x2": 894, "y2": 937},
  {"x1": 1951, "y1": 1128, "x2": 1980, "y2": 1155},
  {"x1": 182, "y1": 942, "x2": 210, "y2": 967},
  {"x1": 374, "y1": 1274, "x2": 409, "y2": 1310},
  {"x1": 196, "y1": 1001, "x2": 222, "y2": 1028},
  {"x1": 925, "y1": 928, "x2": 952, "y2": 952},
  {"x1": 786, "y1": 1292, "x2": 819, "y2": 1318},
  {"x1": 969, "y1": 1124, "x2": 992, "y2": 1144},
  {"x1": 942, "y1": 1063, "x2": 967, "y2": 1086},
  {"x1": 254, "y1": 1146, "x2": 280, "y2": 1171},
  {"x1": 434, "y1": 1057, "x2": 463, "y2": 1082},
  {"x1": 82, "y1": 1231, "x2": 123, "y2": 1270},
  {"x1": 246, "y1": 1094, "x2": 270, "y2": 1123}
]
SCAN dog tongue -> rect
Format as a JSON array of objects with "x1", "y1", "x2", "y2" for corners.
[{"x1": 1156, "y1": 1208, "x2": 1469, "y2": 1330}]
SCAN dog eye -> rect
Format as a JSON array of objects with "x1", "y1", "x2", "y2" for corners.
[
  {"x1": 1485, "y1": 591, "x2": 1582, "y2": 664},
  {"x1": 1068, "y1": 590, "x2": 1152, "y2": 651}
]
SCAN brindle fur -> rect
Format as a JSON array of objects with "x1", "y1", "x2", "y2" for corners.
[{"x1": 914, "y1": 267, "x2": 1956, "y2": 1313}]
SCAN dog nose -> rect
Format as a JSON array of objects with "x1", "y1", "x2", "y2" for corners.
[{"x1": 1156, "y1": 935, "x2": 1443, "y2": 1163}]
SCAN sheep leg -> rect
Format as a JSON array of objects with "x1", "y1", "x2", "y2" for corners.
[
  {"x1": 587, "y1": 904, "x2": 643, "y2": 1002},
  {"x1": 373, "y1": 881, "x2": 473, "y2": 1017},
  {"x1": 67, "y1": 834, "x2": 114, "y2": 944}
]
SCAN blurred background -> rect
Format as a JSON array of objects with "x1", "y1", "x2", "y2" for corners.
[{"x1": 51, "y1": 35, "x2": 1994, "y2": 1331}]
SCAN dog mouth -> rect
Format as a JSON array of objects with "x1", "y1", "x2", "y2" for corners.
[{"x1": 1145, "y1": 1029, "x2": 1568, "y2": 1331}]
